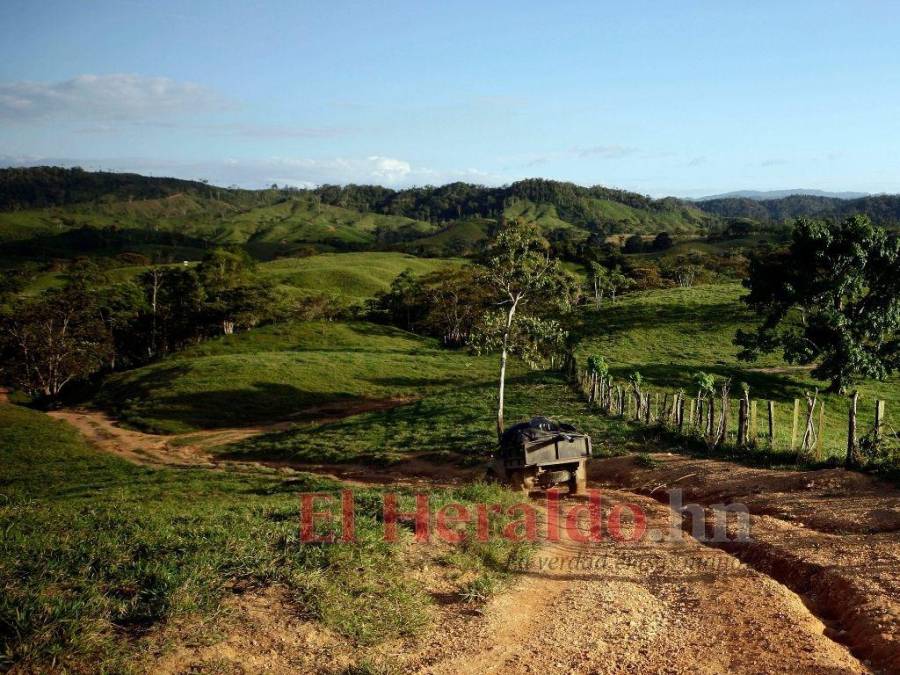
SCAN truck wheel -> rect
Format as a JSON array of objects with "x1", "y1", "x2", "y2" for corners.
[
  {"x1": 509, "y1": 470, "x2": 529, "y2": 493},
  {"x1": 569, "y1": 462, "x2": 588, "y2": 496}
]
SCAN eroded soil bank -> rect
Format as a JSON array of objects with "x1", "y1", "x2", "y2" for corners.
[{"x1": 589, "y1": 454, "x2": 900, "y2": 673}]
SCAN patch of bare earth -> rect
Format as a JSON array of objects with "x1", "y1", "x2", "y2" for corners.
[
  {"x1": 148, "y1": 587, "x2": 357, "y2": 674},
  {"x1": 404, "y1": 491, "x2": 869, "y2": 674},
  {"x1": 590, "y1": 454, "x2": 900, "y2": 672}
]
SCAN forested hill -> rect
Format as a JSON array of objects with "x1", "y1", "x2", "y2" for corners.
[
  {"x1": 0, "y1": 166, "x2": 274, "y2": 211},
  {"x1": 694, "y1": 193, "x2": 900, "y2": 224},
  {"x1": 0, "y1": 168, "x2": 712, "y2": 260},
  {"x1": 1, "y1": 167, "x2": 897, "y2": 262},
  {"x1": 0, "y1": 168, "x2": 704, "y2": 228}
]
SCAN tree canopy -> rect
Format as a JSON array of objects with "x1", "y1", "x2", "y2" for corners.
[{"x1": 735, "y1": 215, "x2": 900, "y2": 392}]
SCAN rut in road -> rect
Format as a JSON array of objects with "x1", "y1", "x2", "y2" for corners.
[{"x1": 413, "y1": 490, "x2": 869, "y2": 674}]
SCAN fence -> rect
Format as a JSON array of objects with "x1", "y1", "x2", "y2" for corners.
[{"x1": 562, "y1": 353, "x2": 894, "y2": 470}]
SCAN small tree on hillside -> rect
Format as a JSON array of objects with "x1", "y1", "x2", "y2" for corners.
[
  {"x1": 736, "y1": 216, "x2": 900, "y2": 392},
  {"x1": 470, "y1": 221, "x2": 577, "y2": 438},
  {"x1": 0, "y1": 285, "x2": 112, "y2": 399}
]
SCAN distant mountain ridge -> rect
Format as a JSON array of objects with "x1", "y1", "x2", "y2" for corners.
[
  {"x1": 0, "y1": 167, "x2": 710, "y2": 260},
  {"x1": 696, "y1": 189, "x2": 871, "y2": 201},
  {"x1": 1, "y1": 167, "x2": 898, "y2": 264}
]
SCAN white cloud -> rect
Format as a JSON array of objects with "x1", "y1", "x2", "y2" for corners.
[
  {"x1": 575, "y1": 145, "x2": 637, "y2": 159},
  {"x1": 0, "y1": 74, "x2": 232, "y2": 122},
  {"x1": 0, "y1": 155, "x2": 505, "y2": 189}
]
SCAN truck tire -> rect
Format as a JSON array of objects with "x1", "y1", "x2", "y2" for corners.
[
  {"x1": 509, "y1": 470, "x2": 535, "y2": 494},
  {"x1": 568, "y1": 461, "x2": 588, "y2": 496}
]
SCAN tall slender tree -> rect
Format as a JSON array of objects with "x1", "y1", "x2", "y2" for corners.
[{"x1": 470, "y1": 221, "x2": 577, "y2": 438}]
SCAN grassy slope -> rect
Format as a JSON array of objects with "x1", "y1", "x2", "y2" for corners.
[
  {"x1": 226, "y1": 370, "x2": 635, "y2": 465},
  {"x1": 14, "y1": 252, "x2": 457, "y2": 302},
  {"x1": 257, "y1": 252, "x2": 462, "y2": 300},
  {"x1": 506, "y1": 198, "x2": 707, "y2": 235},
  {"x1": 94, "y1": 321, "x2": 500, "y2": 433},
  {"x1": 572, "y1": 284, "x2": 900, "y2": 461},
  {"x1": 0, "y1": 402, "x2": 533, "y2": 671},
  {"x1": 0, "y1": 195, "x2": 437, "y2": 257}
]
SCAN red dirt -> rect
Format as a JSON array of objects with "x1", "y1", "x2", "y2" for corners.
[{"x1": 589, "y1": 453, "x2": 900, "y2": 672}]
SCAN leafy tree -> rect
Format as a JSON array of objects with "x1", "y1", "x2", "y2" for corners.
[
  {"x1": 139, "y1": 267, "x2": 206, "y2": 356},
  {"x1": 0, "y1": 286, "x2": 112, "y2": 399},
  {"x1": 623, "y1": 234, "x2": 645, "y2": 254},
  {"x1": 418, "y1": 267, "x2": 492, "y2": 347},
  {"x1": 587, "y1": 263, "x2": 631, "y2": 306},
  {"x1": 371, "y1": 269, "x2": 425, "y2": 332},
  {"x1": 470, "y1": 221, "x2": 577, "y2": 438},
  {"x1": 735, "y1": 216, "x2": 900, "y2": 392},
  {"x1": 96, "y1": 282, "x2": 146, "y2": 368},
  {"x1": 586, "y1": 354, "x2": 608, "y2": 378},
  {"x1": 651, "y1": 232, "x2": 674, "y2": 251}
]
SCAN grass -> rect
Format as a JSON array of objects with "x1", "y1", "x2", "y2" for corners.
[
  {"x1": 0, "y1": 194, "x2": 438, "y2": 259},
  {"x1": 14, "y1": 251, "x2": 456, "y2": 303},
  {"x1": 94, "y1": 320, "x2": 502, "y2": 434},
  {"x1": 0, "y1": 402, "x2": 535, "y2": 672},
  {"x1": 572, "y1": 283, "x2": 900, "y2": 465},
  {"x1": 256, "y1": 252, "x2": 463, "y2": 300},
  {"x1": 225, "y1": 370, "x2": 639, "y2": 465}
]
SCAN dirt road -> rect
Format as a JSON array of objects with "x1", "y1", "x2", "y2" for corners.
[
  {"x1": 49, "y1": 407, "x2": 899, "y2": 673},
  {"x1": 411, "y1": 489, "x2": 873, "y2": 674}
]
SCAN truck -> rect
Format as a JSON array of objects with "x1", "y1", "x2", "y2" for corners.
[{"x1": 486, "y1": 416, "x2": 592, "y2": 495}]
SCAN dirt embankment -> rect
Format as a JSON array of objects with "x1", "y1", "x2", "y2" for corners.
[{"x1": 590, "y1": 454, "x2": 900, "y2": 673}]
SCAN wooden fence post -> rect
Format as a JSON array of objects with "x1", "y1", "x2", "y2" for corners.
[
  {"x1": 875, "y1": 400, "x2": 885, "y2": 442},
  {"x1": 767, "y1": 401, "x2": 776, "y2": 445},
  {"x1": 750, "y1": 400, "x2": 758, "y2": 441},
  {"x1": 738, "y1": 398, "x2": 749, "y2": 446},
  {"x1": 846, "y1": 390, "x2": 858, "y2": 468},
  {"x1": 816, "y1": 401, "x2": 826, "y2": 459},
  {"x1": 678, "y1": 395, "x2": 686, "y2": 433},
  {"x1": 689, "y1": 399, "x2": 696, "y2": 429},
  {"x1": 791, "y1": 399, "x2": 800, "y2": 450}
]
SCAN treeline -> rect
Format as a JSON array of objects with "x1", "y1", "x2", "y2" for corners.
[
  {"x1": 696, "y1": 193, "x2": 900, "y2": 226},
  {"x1": 0, "y1": 166, "x2": 278, "y2": 211},
  {"x1": 312, "y1": 178, "x2": 707, "y2": 231}
]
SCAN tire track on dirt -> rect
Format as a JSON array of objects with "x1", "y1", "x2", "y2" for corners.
[
  {"x1": 591, "y1": 454, "x2": 900, "y2": 673},
  {"x1": 413, "y1": 491, "x2": 869, "y2": 674}
]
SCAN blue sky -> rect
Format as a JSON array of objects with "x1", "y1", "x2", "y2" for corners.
[{"x1": 1, "y1": 0, "x2": 898, "y2": 196}]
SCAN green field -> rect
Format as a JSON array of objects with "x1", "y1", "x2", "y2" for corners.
[
  {"x1": 257, "y1": 251, "x2": 463, "y2": 300},
  {"x1": 0, "y1": 194, "x2": 438, "y2": 259},
  {"x1": 94, "y1": 320, "x2": 501, "y2": 433},
  {"x1": 572, "y1": 284, "x2": 900, "y2": 463},
  {"x1": 225, "y1": 369, "x2": 635, "y2": 465}
]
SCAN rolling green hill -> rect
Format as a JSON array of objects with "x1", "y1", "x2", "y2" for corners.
[
  {"x1": 572, "y1": 284, "x2": 900, "y2": 461},
  {"x1": 0, "y1": 168, "x2": 716, "y2": 265},
  {"x1": 92, "y1": 320, "x2": 502, "y2": 433},
  {"x1": 257, "y1": 251, "x2": 462, "y2": 300}
]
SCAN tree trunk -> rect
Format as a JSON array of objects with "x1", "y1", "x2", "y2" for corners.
[
  {"x1": 497, "y1": 346, "x2": 507, "y2": 440},
  {"x1": 496, "y1": 300, "x2": 518, "y2": 440}
]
